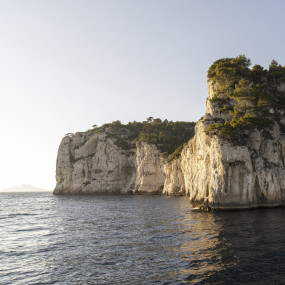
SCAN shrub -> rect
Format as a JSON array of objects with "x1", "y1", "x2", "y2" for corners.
[
  {"x1": 207, "y1": 56, "x2": 285, "y2": 137},
  {"x1": 91, "y1": 118, "x2": 196, "y2": 159}
]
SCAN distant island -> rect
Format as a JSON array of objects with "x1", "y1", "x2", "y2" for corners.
[
  {"x1": 0, "y1": 185, "x2": 51, "y2": 192},
  {"x1": 54, "y1": 55, "x2": 285, "y2": 210}
]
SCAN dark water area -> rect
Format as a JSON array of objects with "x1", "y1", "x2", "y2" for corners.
[{"x1": 0, "y1": 193, "x2": 285, "y2": 284}]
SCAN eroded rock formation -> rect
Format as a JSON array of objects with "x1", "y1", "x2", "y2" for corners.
[
  {"x1": 54, "y1": 56, "x2": 285, "y2": 210},
  {"x1": 178, "y1": 83, "x2": 285, "y2": 209},
  {"x1": 54, "y1": 133, "x2": 166, "y2": 195}
]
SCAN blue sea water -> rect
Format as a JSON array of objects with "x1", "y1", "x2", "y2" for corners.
[{"x1": 0, "y1": 192, "x2": 285, "y2": 284}]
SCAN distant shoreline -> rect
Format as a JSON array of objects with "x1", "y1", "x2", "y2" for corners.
[
  {"x1": 0, "y1": 190, "x2": 52, "y2": 193},
  {"x1": 0, "y1": 185, "x2": 52, "y2": 192}
]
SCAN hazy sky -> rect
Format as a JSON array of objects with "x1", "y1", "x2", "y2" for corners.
[{"x1": 1, "y1": 0, "x2": 285, "y2": 190}]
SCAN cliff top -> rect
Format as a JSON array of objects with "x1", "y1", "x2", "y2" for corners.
[
  {"x1": 65, "y1": 118, "x2": 195, "y2": 163},
  {"x1": 206, "y1": 55, "x2": 285, "y2": 140}
]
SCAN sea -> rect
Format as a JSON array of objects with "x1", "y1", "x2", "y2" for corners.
[{"x1": 1, "y1": 192, "x2": 285, "y2": 285}]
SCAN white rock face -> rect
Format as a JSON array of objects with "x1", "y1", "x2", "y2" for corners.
[
  {"x1": 170, "y1": 81, "x2": 285, "y2": 209},
  {"x1": 162, "y1": 158, "x2": 185, "y2": 196},
  {"x1": 54, "y1": 77, "x2": 285, "y2": 209},
  {"x1": 54, "y1": 132, "x2": 136, "y2": 194},
  {"x1": 54, "y1": 132, "x2": 165, "y2": 194},
  {"x1": 134, "y1": 142, "x2": 165, "y2": 194}
]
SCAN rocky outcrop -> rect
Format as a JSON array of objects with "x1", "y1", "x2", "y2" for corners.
[
  {"x1": 54, "y1": 56, "x2": 285, "y2": 210},
  {"x1": 134, "y1": 142, "x2": 165, "y2": 194},
  {"x1": 175, "y1": 81, "x2": 285, "y2": 210},
  {"x1": 162, "y1": 158, "x2": 185, "y2": 196},
  {"x1": 161, "y1": 56, "x2": 285, "y2": 209},
  {"x1": 54, "y1": 132, "x2": 136, "y2": 194},
  {"x1": 54, "y1": 132, "x2": 165, "y2": 195}
]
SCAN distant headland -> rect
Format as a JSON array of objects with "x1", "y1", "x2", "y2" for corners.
[{"x1": 0, "y1": 185, "x2": 51, "y2": 192}]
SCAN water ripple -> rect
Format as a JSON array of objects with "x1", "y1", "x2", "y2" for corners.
[{"x1": 1, "y1": 193, "x2": 285, "y2": 284}]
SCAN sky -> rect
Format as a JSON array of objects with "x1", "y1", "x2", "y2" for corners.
[{"x1": 1, "y1": 0, "x2": 285, "y2": 190}]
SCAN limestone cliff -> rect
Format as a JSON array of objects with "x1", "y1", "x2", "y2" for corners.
[
  {"x1": 162, "y1": 158, "x2": 185, "y2": 196},
  {"x1": 54, "y1": 56, "x2": 285, "y2": 210},
  {"x1": 54, "y1": 119, "x2": 195, "y2": 195},
  {"x1": 134, "y1": 142, "x2": 165, "y2": 194},
  {"x1": 172, "y1": 56, "x2": 285, "y2": 209},
  {"x1": 179, "y1": 105, "x2": 285, "y2": 210},
  {"x1": 54, "y1": 133, "x2": 165, "y2": 194}
]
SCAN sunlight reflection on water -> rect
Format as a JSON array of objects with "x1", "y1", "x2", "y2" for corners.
[{"x1": 0, "y1": 193, "x2": 285, "y2": 284}]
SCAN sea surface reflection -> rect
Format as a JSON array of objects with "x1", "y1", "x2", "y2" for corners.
[{"x1": 0, "y1": 193, "x2": 285, "y2": 284}]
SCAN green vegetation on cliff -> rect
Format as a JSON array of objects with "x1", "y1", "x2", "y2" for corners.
[
  {"x1": 207, "y1": 55, "x2": 285, "y2": 137},
  {"x1": 92, "y1": 117, "x2": 195, "y2": 162}
]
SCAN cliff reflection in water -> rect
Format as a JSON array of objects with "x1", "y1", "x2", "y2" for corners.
[
  {"x1": 1, "y1": 193, "x2": 285, "y2": 284},
  {"x1": 178, "y1": 207, "x2": 285, "y2": 284},
  {"x1": 178, "y1": 210, "x2": 222, "y2": 283}
]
